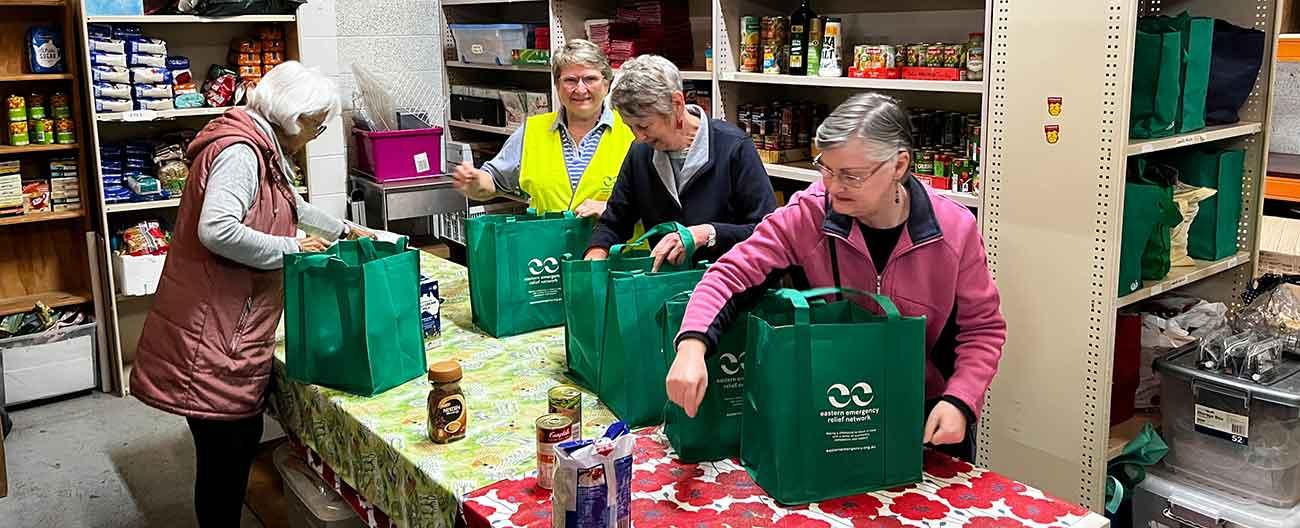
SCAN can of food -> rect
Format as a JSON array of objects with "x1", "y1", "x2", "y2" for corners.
[
  {"x1": 818, "y1": 17, "x2": 842, "y2": 77},
  {"x1": 55, "y1": 117, "x2": 75, "y2": 144},
  {"x1": 29, "y1": 119, "x2": 49, "y2": 145},
  {"x1": 892, "y1": 46, "x2": 905, "y2": 69},
  {"x1": 915, "y1": 150, "x2": 935, "y2": 175},
  {"x1": 878, "y1": 45, "x2": 896, "y2": 68},
  {"x1": 926, "y1": 44, "x2": 945, "y2": 67},
  {"x1": 7, "y1": 95, "x2": 26, "y2": 122},
  {"x1": 548, "y1": 385, "x2": 583, "y2": 440},
  {"x1": 9, "y1": 120, "x2": 29, "y2": 146},
  {"x1": 944, "y1": 44, "x2": 964, "y2": 69},
  {"x1": 910, "y1": 44, "x2": 928, "y2": 67},
  {"x1": 536, "y1": 413, "x2": 575, "y2": 490},
  {"x1": 806, "y1": 17, "x2": 823, "y2": 76},
  {"x1": 943, "y1": 113, "x2": 962, "y2": 146},
  {"x1": 934, "y1": 153, "x2": 950, "y2": 178},
  {"x1": 27, "y1": 93, "x2": 46, "y2": 120},
  {"x1": 740, "y1": 16, "x2": 761, "y2": 73},
  {"x1": 737, "y1": 104, "x2": 751, "y2": 135},
  {"x1": 761, "y1": 16, "x2": 788, "y2": 74},
  {"x1": 762, "y1": 105, "x2": 780, "y2": 150}
]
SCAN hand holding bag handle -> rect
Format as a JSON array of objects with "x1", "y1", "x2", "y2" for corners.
[{"x1": 609, "y1": 222, "x2": 696, "y2": 267}]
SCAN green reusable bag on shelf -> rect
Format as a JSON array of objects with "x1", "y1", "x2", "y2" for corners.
[
  {"x1": 284, "y1": 238, "x2": 425, "y2": 397},
  {"x1": 562, "y1": 222, "x2": 697, "y2": 391},
  {"x1": 465, "y1": 208, "x2": 593, "y2": 338},
  {"x1": 1119, "y1": 159, "x2": 1182, "y2": 297},
  {"x1": 659, "y1": 290, "x2": 748, "y2": 463},
  {"x1": 597, "y1": 223, "x2": 706, "y2": 428},
  {"x1": 1170, "y1": 148, "x2": 1244, "y2": 261},
  {"x1": 1130, "y1": 23, "x2": 1183, "y2": 139},
  {"x1": 742, "y1": 288, "x2": 926, "y2": 505}
]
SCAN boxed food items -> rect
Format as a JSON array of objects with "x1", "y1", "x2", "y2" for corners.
[
  {"x1": 420, "y1": 275, "x2": 441, "y2": 339},
  {"x1": 449, "y1": 24, "x2": 528, "y2": 65},
  {"x1": 27, "y1": 27, "x2": 65, "y2": 74},
  {"x1": 126, "y1": 174, "x2": 161, "y2": 196},
  {"x1": 49, "y1": 175, "x2": 80, "y2": 211},
  {"x1": 22, "y1": 179, "x2": 50, "y2": 213},
  {"x1": 511, "y1": 48, "x2": 550, "y2": 66},
  {"x1": 500, "y1": 89, "x2": 528, "y2": 126},
  {"x1": 0, "y1": 161, "x2": 23, "y2": 216}
]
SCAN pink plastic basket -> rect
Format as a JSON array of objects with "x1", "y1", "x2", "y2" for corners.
[{"x1": 353, "y1": 127, "x2": 444, "y2": 182}]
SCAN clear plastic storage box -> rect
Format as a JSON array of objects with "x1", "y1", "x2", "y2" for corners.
[
  {"x1": 1155, "y1": 346, "x2": 1300, "y2": 508},
  {"x1": 1134, "y1": 466, "x2": 1300, "y2": 528},
  {"x1": 273, "y1": 444, "x2": 364, "y2": 528},
  {"x1": 449, "y1": 24, "x2": 528, "y2": 65}
]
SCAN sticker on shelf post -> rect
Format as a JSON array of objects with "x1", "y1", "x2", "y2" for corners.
[
  {"x1": 1048, "y1": 96, "x2": 1062, "y2": 117},
  {"x1": 1044, "y1": 124, "x2": 1060, "y2": 144},
  {"x1": 122, "y1": 110, "x2": 158, "y2": 122}
]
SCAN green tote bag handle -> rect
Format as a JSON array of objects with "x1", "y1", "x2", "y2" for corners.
[
  {"x1": 793, "y1": 287, "x2": 901, "y2": 320},
  {"x1": 787, "y1": 289, "x2": 817, "y2": 497},
  {"x1": 609, "y1": 222, "x2": 696, "y2": 262},
  {"x1": 525, "y1": 207, "x2": 576, "y2": 219}
]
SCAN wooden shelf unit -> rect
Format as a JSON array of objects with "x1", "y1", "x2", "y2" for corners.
[{"x1": 0, "y1": 290, "x2": 92, "y2": 317}]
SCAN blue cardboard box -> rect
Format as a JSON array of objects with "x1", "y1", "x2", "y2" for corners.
[
  {"x1": 420, "y1": 275, "x2": 441, "y2": 340},
  {"x1": 85, "y1": 0, "x2": 144, "y2": 16}
]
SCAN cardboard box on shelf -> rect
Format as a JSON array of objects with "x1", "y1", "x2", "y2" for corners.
[
  {"x1": 1260, "y1": 215, "x2": 1300, "y2": 275},
  {"x1": 757, "y1": 148, "x2": 809, "y2": 165}
]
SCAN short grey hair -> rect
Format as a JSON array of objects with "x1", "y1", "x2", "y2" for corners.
[
  {"x1": 245, "y1": 61, "x2": 340, "y2": 136},
  {"x1": 609, "y1": 55, "x2": 682, "y2": 119},
  {"x1": 815, "y1": 93, "x2": 913, "y2": 162},
  {"x1": 552, "y1": 39, "x2": 614, "y2": 83}
]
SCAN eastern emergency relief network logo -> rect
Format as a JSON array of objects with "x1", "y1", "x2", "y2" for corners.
[
  {"x1": 826, "y1": 382, "x2": 875, "y2": 409},
  {"x1": 719, "y1": 352, "x2": 744, "y2": 376},
  {"x1": 527, "y1": 257, "x2": 561, "y2": 276}
]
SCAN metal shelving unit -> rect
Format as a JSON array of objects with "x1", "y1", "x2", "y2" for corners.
[
  {"x1": 76, "y1": 7, "x2": 311, "y2": 396},
  {"x1": 976, "y1": 0, "x2": 1279, "y2": 511},
  {"x1": 721, "y1": 71, "x2": 985, "y2": 94}
]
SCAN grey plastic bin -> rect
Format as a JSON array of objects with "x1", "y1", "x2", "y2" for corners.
[
  {"x1": 1134, "y1": 466, "x2": 1300, "y2": 528},
  {"x1": 273, "y1": 444, "x2": 364, "y2": 528}
]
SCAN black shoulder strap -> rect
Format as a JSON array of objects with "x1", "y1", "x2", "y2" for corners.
[{"x1": 828, "y1": 235, "x2": 843, "y2": 301}]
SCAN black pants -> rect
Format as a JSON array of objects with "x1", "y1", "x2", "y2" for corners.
[
  {"x1": 187, "y1": 414, "x2": 264, "y2": 528},
  {"x1": 925, "y1": 399, "x2": 976, "y2": 462}
]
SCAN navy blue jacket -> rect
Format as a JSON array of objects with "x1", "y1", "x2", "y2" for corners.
[{"x1": 589, "y1": 118, "x2": 777, "y2": 262}]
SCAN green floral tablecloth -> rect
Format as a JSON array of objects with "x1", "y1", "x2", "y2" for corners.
[{"x1": 269, "y1": 251, "x2": 617, "y2": 528}]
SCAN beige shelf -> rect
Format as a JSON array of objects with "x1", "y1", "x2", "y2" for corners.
[
  {"x1": 105, "y1": 198, "x2": 181, "y2": 214},
  {"x1": 1117, "y1": 252, "x2": 1252, "y2": 308},
  {"x1": 721, "y1": 71, "x2": 985, "y2": 94},
  {"x1": 763, "y1": 162, "x2": 979, "y2": 207},
  {"x1": 1126, "y1": 122, "x2": 1263, "y2": 156}
]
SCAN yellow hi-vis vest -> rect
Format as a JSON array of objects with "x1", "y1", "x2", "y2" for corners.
[{"x1": 518, "y1": 110, "x2": 634, "y2": 213}]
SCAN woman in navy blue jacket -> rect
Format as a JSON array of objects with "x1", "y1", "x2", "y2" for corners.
[{"x1": 583, "y1": 55, "x2": 776, "y2": 268}]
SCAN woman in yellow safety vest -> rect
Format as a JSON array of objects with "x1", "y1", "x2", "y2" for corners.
[{"x1": 452, "y1": 39, "x2": 635, "y2": 217}]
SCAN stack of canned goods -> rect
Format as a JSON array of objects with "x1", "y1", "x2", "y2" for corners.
[
  {"x1": 910, "y1": 110, "x2": 980, "y2": 192},
  {"x1": 736, "y1": 101, "x2": 828, "y2": 154},
  {"x1": 5, "y1": 92, "x2": 73, "y2": 147},
  {"x1": 535, "y1": 384, "x2": 584, "y2": 490}
]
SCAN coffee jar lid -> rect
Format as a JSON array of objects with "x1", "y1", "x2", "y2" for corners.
[{"x1": 428, "y1": 360, "x2": 462, "y2": 383}]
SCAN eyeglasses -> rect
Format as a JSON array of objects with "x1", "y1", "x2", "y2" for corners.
[
  {"x1": 559, "y1": 74, "x2": 605, "y2": 90},
  {"x1": 812, "y1": 153, "x2": 892, "y2": 189},
  {"x1": 312, "y1": 124, "x2": 327, "y2": 139}
]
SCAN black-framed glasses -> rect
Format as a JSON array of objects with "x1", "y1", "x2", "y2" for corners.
[
  {"x1": 812, "y1": 153, "x2": 891, "y2": 189},
  {"x1": 312, "y1": 124, "x2": 327, "y2": 139}
]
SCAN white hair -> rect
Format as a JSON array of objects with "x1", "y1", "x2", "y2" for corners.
[
  {"x1": 815, "y1": 92, "x2": 913, "y2": 162},
  {"x1": 246, "y1": 61, "x2": 340, "y2": 136},
  {"x1": 552, "y1": 39, "x2": 613, "y2": 82},
  {"x1": 610, "y1": 54, "x2": 682, "y2": 119}
]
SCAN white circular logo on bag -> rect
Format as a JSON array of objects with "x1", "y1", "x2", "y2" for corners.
[
  {"x1": 719, "y1": 352, "x2": 744, "y2": 376},
  {"x1": 827, "y1": 382, "x2": 875, "y2": 408},
  {"x1": 528, "y1": 257, "x2": 560, "y2": 275}
]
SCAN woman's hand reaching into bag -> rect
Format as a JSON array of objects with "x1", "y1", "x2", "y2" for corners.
[{"x1": 666, "y1": 337, "x2": 709, "y2": 417}]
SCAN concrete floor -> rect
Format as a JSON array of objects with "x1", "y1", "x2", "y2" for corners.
[{"x1": 0, "y1": 393, "x2": 265, "y2": 528}]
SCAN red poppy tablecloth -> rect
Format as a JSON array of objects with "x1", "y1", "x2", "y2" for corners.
[{"x1": 463, "y1": 429, "x2": 1108, "y2": 528}]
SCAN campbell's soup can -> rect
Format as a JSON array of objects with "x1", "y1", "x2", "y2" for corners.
[{"x1": 536, "y1": 413, "x2": 574, "y2": 490}]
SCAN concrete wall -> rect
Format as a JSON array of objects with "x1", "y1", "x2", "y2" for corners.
[{"x1": 296, "y1": 0, "x2": 445, "y2": 217}]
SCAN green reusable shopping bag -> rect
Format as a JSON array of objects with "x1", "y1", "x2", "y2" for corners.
[
  {"x1": 1171, "y1": 149, "x2": 1244, "y2": 261},
  {"x1": 742, "y1": 288, "x2": 926, "y2": 505},
  {"x1": 1180, "y1": 16, "x2": 1215, "y2": 133},
  {"x1": 1131, "y1": 23, "x2": 1182, "y2": 139},
  {"x1": 597, "y1": 223, "x2": 706, "y2": 428},
  {"x1": 284, "y1": 238, "x2": 425, "y2": 396},
  {"x1": 562, "y1": 222, "x2": 698, "y2": 391},
  {"x1": 465, "y1": 208, "x2": 593, "y2": 337},
  {"x1": 660, "y1": 290, "x2": 748, "y2": 463}
]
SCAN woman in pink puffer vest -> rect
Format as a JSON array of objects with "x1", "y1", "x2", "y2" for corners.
[{"x1": 666, "y1": 93, "x2": 1006, "y2": 461}]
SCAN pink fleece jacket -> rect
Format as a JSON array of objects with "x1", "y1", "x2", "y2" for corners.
[{"x1": 676, "y1": 176, "x2": 1006, "y2": 418}]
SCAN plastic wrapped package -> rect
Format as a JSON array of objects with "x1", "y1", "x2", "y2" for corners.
[
  {"x1": 1237, "y1": 276, "x2": 1300, "y2": 348},
  {"x1": 95, "y1": 98, "x2": 132, "y2": 113},
  {"x1": 126, "y1": 38, "x2": 167, "y2": 56},
  {"x1": 231, "y1": 38, "x2": 261, "y2": 54},
  {"x1": 500, "y1": 90, "x2": 527, "y2": 126},
  {"x1": 91, "y1": 51, "x2": 127, "y2": 68},
  {"x1": 1171, "y1": 183, "x2": 1217, "y2": 267},
  {"x1": 87, "y1": 24, "x2": 112, "y2": 40},
  {"x1": 92, "y1": 65, "x2": 129, "y2": 84},
  {"x1": 1137, "y1": 299, "x2": 1230, "y2": 409},
  {"x1": 238, "y1": 64, "x2": 263, "y2": 79},
  {"x1": 119, "y1": 221, "x2": 170, "y2": 256},
  {"x1": 130, "y1": 67, "x2": 171, "y2": 84},
  {"x1": 27, "y1": 27, "x2": 64, "y2": 74},
  {"x1": 203, "y1": 66, "x2": 238, "y2": 107},
  {"x1": 129, "y1": 53, "x2": 167, "y2": 68},
  {"x1": 551, "y1": 422, "x2": 633, "y2": 528},
  {"x1": 174, "y1": 93, "x2": 204, "y2": 109},
  {"x1": 133, "y1": 84, "x2": 173, "y2": 99},
  {"x1": 93, "y1": 83, "x2": 132, "y2": 99},
  {"x1": 112, "y1": 25, "x2": 143, "y2": 41},
  {"x1": 89, "y1": 38, "x2": 125, "y2": 54},
  {"x1": 134, "y1": 97, "x2": 174, "y2": 111}
]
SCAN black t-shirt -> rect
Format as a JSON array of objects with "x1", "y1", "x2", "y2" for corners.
[{"x1": 858, "y1": 221, "x2": 904, "y2": 275}]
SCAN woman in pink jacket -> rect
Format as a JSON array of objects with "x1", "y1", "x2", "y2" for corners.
[{"x1": 666, "y1": 93, "x2": 1005, "y2": 460}]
